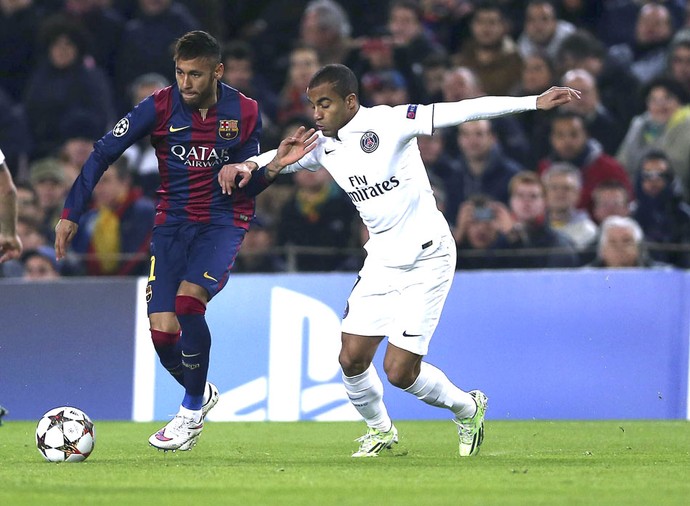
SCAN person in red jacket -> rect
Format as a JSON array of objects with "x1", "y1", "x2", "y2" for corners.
[{"x1": 537, "y1": 110, "x2": 633, "y2": 215}]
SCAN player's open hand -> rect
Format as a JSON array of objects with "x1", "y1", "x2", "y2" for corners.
[
  {"x1": 0, "y1": 233, "x2": 22, "y2": 263},
  {"x1": 54, "y1": 219, "x2": 78, "y2": 260},
  {"x1": 536, "y1": 86, "x2": 581, "y2": 110},
  {"x1": 218, "y1": 161, "x2": 258, "y2": 195},
  {"x1": 272, "y1": 127, "x2": 318, "y2": 170}
]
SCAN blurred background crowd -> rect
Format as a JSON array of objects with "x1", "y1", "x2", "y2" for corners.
[{"x1": 2, "y1": 0, "x2": 690, "y2": 280}]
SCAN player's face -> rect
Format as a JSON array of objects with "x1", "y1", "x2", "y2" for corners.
[
  {"x1": 306, "y1": 82, "x2": 358, "y2": 138},
  {"x1": 175, "y1": 57, "x2": 223, "y2": 109}
]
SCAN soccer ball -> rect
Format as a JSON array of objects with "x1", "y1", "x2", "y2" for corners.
[{"x1": 35, "y1": 406, "x2": 95, "y2": 462}]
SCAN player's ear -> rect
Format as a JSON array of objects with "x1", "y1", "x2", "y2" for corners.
[
  {"x1": 346, "y1": 93, "x2": 357, "y2": 109},
  {"x1": 214, "y1": 62, "x2": 224, "y2": 81}
]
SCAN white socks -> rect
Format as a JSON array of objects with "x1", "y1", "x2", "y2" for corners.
[
  {"x1": 404, "y1": 362, "x2": 476, "y2": 420},
  {"x1": 342, "y1": 364, "x2": 392, "y2": 432}
]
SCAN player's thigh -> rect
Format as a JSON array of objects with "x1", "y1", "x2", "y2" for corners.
[
  {"x1": 146, "y1": 225, "x2": 188, "y2": 314},
  {"x1": 388, "y1": 238, "x2": 455, "y2": 356},
  {"x1": 341, "y1": 269, "x2": 397, "y2": 338},
  {"x1": 184, "y1": 224, "x2": 246, "y2": 301}
]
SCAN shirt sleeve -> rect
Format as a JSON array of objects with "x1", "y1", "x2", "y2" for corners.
[
  {"x1": 61, "y1": 98, "x2": 157, "y2": 223},
  {"x1": 432, "y1": 96, "x2": 538, "y2": 130}
]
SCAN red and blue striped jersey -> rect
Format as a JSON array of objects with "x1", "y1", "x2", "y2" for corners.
[{"x1": 62, "y1": 82, "x2": 267, "y2": 229}]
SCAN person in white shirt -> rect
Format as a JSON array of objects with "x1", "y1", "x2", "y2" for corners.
[
  {"x1": 0, "y1": 148, "x2": 23, "y2": 263},
  {"x1": 221, "y1": 64, "x2": 579, "y2": 457}
]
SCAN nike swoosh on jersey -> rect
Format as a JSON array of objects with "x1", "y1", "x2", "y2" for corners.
[
  {"x1": 169, "y1": 124, "x2": 191, "y2": 132},
  {"x1": 203, "y1": 271, "x2": 218, "y2": 282},
  {"x1": 324, "y1": 148, "x2": 335, "y2": 154},
  {"x1": 402, "y1": 331, "x2": 422, "y2": 337}
]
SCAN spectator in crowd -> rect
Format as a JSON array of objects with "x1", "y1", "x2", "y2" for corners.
[
  {"x1": 632, "y1": 149, "x2": 690, "y2": 268},
  {"x1": 221, "y1": 39, "x2": 279, "y2": 125},
  {"x1": 538, "y1": 111, "x2": 633, "y2": 215},
  {"x1": 15, "y1": 183, "x2": 42, "y2": 222},
  {"x1": 121, "y1": 72, "x2": 169, "y2": 198},
  {"x1": 443, "y1": 119, "x2": 522, "y2": 226},
  {"x1": 517, "y1": 0, "x2": 575, "y2": 60},
  {"x1": 277, "y1": 44, "x2": 321, "y2": 126},
  {"x1": 21, "y1": 245, "x2": 61, "y2": 280},
  {"x1": 417, "y1": 133, "x2": 461, "y2": 215},
  {"x1": 588, "y1": 215, "x2": 668, "y2": 269},
  {"x1": 450, "y1": 1, "x2": 523, "y2": 96},
  {"x1": 511, "y1": 50, "x2": 558, "y2": 165},
  {"x1": 0, "y1": 0, "x2": 43, "y2": 102},
  {"x1": 62, "y1": 0, "x2": 126, "y2": 80},
  {"x1": 299, "y1": 0, "x2": 353, "y2": 67},
  {"x1": 360, "y1": 69, "x2": 410, "y2": 107},
  {"x1": 113, "y1": 0, "x2": 199, "y2": 113},
  {"x1": 23, "y1": 14, "x2": 115, "y2": 160},
  {"x1": 591, "y1": 180, "x2": 632, "y2": 225},
  {"x1": 232, "y1": 217, "x2": 285, "y2": 273},
  {"x1": 505, "y1": 170, "x2": 579, "y2": 268},
  {"x1": 419, "y1": 52, "x2": 449, "y2": 103},
  {"x1": 440, "y1": 65, "x2": 530, "y2": 165},
  {"x1": 29, "y1": 157, "x2": 68, "y2": 243},
  {"x1": 56, "y1": 110, "x2": 104, "y2": 186},
  {"x1": 388, "y1": 0, "x2": 446, "y2": 69},
  {"x1": 556, "y1": 30, "x2": 641, "y2": 127},
  {"x1": 542, "y1": 162, "x2": 597, "y2": 251},
  {"x1": 607, "y1": 3, "x2": 675, "y2": 86},
  {"x1": 502, "y1": 171, "x2": 579, "y2": 269},
  {"x1": 617, "y1": 76, "x2": 690, "y2": 198},
  {"x1": 668, "y1": 31, "x2": 690, "y2": 97},
  {"x1": 454, "y1": 193, "x2": 515, "y2": 270},
  {"x1": 560, "y1": 68, "x2": 625, "y2": 156},
  {"x1": 70, "y1": 157, "x2": 155, "y2": 276},
  {"x1": 276, "y1": 167, "x2": 357, "y2": 272}
]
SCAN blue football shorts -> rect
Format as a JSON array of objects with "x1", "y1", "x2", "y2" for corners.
[{"x1": 145, "y1": 222, "x2": 246, "y2": 314}]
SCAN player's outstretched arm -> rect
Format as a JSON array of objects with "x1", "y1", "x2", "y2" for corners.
[
  {"x1": 536, "y1": 86, "x2": 581, "y2": 110},
  {"x1": 265, "y1": 127, "x2": 318, "y2": 179},
  {"x1": 54, "y1": 219, "x2": 78, "y2": 260}
]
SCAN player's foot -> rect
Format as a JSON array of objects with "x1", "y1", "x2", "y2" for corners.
[
  {"x1": 0, "y1": 405, "x2": 7, "y2": 426},
  {"x1": 149, "y1": 412, "x2": 203, "y2": 452},
  {"x1": 454, "y1": 390, "x2": 488, "y2": 457},
  {"x1": 352, "y1": 424, "x2": 398, "y2": 457},
  {"x1": 177, "y1": 382, "x2": 220, "y2": 451}
]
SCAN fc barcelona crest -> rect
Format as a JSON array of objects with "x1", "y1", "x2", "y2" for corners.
[{"x1": 219, "y1": 119, "x2": 239, "y2": 140}]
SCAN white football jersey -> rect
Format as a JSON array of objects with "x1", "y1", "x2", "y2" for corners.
[
  {"x1": 261, "y1": 104, "x2": 448, "y2": 266},
  {"x1": 0, "y1": 148, "x2": 5, "y2": 165}
]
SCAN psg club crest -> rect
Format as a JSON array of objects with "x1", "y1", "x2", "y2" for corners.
[
  {"x1": 360, "y1": 131, "x2": 379, "y2": 153},
  {"x1": 219, "y1": 119, "x2": 239, "y2": 140}
]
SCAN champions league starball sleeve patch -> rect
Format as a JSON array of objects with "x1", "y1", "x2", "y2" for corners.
[
  {"x1": 406, "y1": 105, "x2": 418, "y2": 119},
  {"x1": 112, "y1": 117, "x2": 129, "y2": 137}
]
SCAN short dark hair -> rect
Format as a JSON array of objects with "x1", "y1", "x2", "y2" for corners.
[
  {"x1": 174, "y1": 31, "x2": 221, "y2": 64},
  {"x1": 308, "y1": 64, "x2": 359, "y2": 99}
]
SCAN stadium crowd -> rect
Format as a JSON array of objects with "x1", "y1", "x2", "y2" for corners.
[{"x1": 2, "y1": 0, "x2": 690, "y2": 278}]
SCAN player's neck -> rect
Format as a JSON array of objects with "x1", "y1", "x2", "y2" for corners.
[{"x1": 199, "y1": 108, "x2": 208, "y2": 120}]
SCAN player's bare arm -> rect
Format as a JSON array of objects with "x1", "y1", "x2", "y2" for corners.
[
  {"x1": 536, "y1": 86, "x2": 581, "y2": 110},
  {"x1": 265, "y1": 127, "x2": 318, "y2": 179},
  {"x1": 54, "y1": 219, "x2": 79, "y2": 260},
  {"x1": 0, "y1": 162, "x2": 22, "y2": 262},
  {"x1": 218, "y1": 127, "x2": 318, "y2": 194}
]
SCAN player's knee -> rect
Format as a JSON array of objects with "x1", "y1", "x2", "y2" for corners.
[
  {"x1": 384, "y1": 364, "x2": 415, "y2": 390},
  {"x1": 175, "y1": 295, "x2": 206, "y2": 316},
  {"x1": 338, "y1": 351, "x2": 369, "y2": 377}
]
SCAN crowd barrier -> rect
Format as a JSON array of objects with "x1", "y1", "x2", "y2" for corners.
[{"x1": 1, "y1": 270, "x2": 688, "y2": 421}]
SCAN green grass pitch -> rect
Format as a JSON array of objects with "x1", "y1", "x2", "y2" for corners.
[{"x1": 1, "y1": 420, "x2": 689, "y2": 505}]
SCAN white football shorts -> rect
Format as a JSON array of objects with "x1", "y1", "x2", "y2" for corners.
[{"x1": 341, "y1": 233, "x2": 456, "y2": 355}]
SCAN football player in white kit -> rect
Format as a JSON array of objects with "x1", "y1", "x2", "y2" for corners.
[{"x1": 223, "y1": 64, "x2": 580, "y2": 457}]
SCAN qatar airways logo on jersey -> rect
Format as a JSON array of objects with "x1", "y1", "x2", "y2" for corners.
[
  {"x1": 346, "y1": 174, "x2": 400, "y2": 203},
  {"x1": 170, "y1": 145, "x2": 233, "y2": 168}
]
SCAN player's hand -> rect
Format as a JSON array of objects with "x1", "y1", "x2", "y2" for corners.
[
  {"x1": 218, "y1": 161, "x2": 258, "y2": 195},
  {"x1": 54, "y1": 219, "x2": 78, "y2": 260},
  {"x1": 0, "y1": 233, "x2": 22, "y2": 263},
  {"x1": 536, "y1": 86, "x2": 581, "y2": 110},
  {"x1": 267, "y1": 127, "x2": 318, "y2": 177}
]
